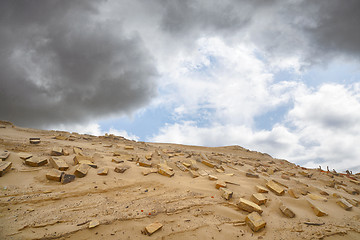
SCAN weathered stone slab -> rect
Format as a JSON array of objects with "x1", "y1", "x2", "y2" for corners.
[
  {"x1": 73, "y1": 147, "x2": 83, "y2": 155},
  {"x1": 189, "y1": 170, "x2": 199, "y2": 178},
  {"x1": 189, "y1": 159, "x2": 199, "y2": 170},
  {"x1": 251, "y1": 193, "x2": 267, "y2": 205},
  {"x1": 138, "y1": 158, "x2": 152, "y2": 167},
  {"x1": 157, "y1": 164, "x2": 174, "y2": 177},
  {"x1": 114, "y1": 165, "x2": 130, "y2": 173},
  {"x1": 279, "y1": 203, "x2": 295, "y2": 218},
  {"x1": 112, "y1": 158, "x2": 124, "y2": 163},
  {"x1": 142, "y1": 168, "x2": 158, "y2": 176},
  {"x1": 288, "y1": 189, "x2": 299, "y2": 199},
  {"x1": 308, "y1": 193, "x2": 327, "y2": 202},
  {"x1": 209, "y1": 175, "x2": 218, "y2": 181},
  {"x1": 266, "y1": 180, "x2": 285, "y2": 195},
  {"x1": 216, "y1": 180, "x2": 227, "y2": 189},
  {"x1": 307, "y1": 199, "x2": 328, "y2": 217},
  {"x1": 78, "y1": 160, "x2": 97, "y2": 168},
  {"x1": 246, "y1": 172, "x2": 259, "y2": 178},
  {"x1": 0, "y1": 161, "x2": 12, "y2": 177},
  {"x1": 46, "y1": 169, "x2": 64, "y2": 181},
  {"x1": 175, "y1": 161, "x2": 188, "y2": 172},
  {"x1": 238, "y1": 198, "x2": 263, "y2": 214},
  {"x1": 54, "y1": 135, "x2": 68, "y2": 140},
  {"x1": 336, "y1": 198, "x2": 352, "y2": 210},
  {"x1": 75, "y1": 163, "x2": 91, "y2": 177},
  {"x1": 145, "y1": 222, "x2": 163, "y2": 236},
  {"x1": 344, "y1": 198, "x2": 358, "y2": 207},
  {"x1": 198, "y1": 170, "x2": 208, "y2": 176},
  {"x1": 61, "y1": 173, "x2": 75, "y2": 184},
  {"x1": 51, "y1": 147, "x2": 64, "y2": 156},
  {"x1": 246, "y1": 212, "x2": 266, "y2": 232},
  {"x1": 25, "y1": 157, "x2": 48, "y2": 167},
  {"x1": 0, "y1": 151, "x2": 10, "y2": 161},
  {"x1": 256, "y1": 185, "x2": 268, "y2": 193},
  {"x1": 19, "y1": 153, "x2": 32, "y2": 160},
  {"x1": 73, "y1": 155, "x2": 93, "y2": 165},
  {"x1": 29, "y1": 138, "x2": 40, "y2": 144},
  {"x1": 220, "y1": 187, "x2": 233, "y2": 200},
  {"x1": 49, "y1": 157, "x2": 69, "y2": 171},
  {"x1": 272, "y1": 179, "x2": 288, "y2": 188},
  {"x1": 97, "y1": 167, "x2": 109, "y2": 175},
  {"x1": 145, "y1": 154, "x2": 152, "y2": 160},
  {"x1": 215, "y1": 168, "x2": 224, "y2": 173}
]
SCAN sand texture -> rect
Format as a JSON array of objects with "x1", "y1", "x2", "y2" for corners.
[{"x1": 1, "y1": 121, "x2": 360, "y2": 239}]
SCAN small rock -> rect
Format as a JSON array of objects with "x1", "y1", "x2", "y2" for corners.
[
  {"x1": 142, "y1": 168, "x2": 158, "y2": 176},
  {"x1": 89, "y1": 220, "x2": 100, "y2": 229},
  {"x1": 288, "y1": 189, "x2": 299, "y2": 199},
  {"x1": 157, "y1": 164, "x2": 174, "y2": 177},
  {"x1": 114, "y1": 165, "x2": 130, "y2": 173}
]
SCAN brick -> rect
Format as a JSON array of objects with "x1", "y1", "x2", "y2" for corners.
[
  {"x1": 124, "y1": 145, "x2": 134, "y2": 150},
  {"x1": 0, "y1": 161, "x2": 12, "y2": 177},
  {"x1": 157, "y1": 164, "x2": 174, "y2": 177},
  {"x1": 350, "y1": 179, "x2": 360, "y2": 185},
  {"x1": 245, "y1": 212, "x2": 266, "y2": 232},
  {"x1": 307, "y1": 199, "x2": 328, "y2": 217},
  {"x1": 237, "y1": 198, "x2": 263, "y2": 214},
  {"x1": 75, "y1": 163, "x2": 91, "y2": 177},
  {"x1": 54, "y1": 135, "x2": 68, "y2": 140},
  {"x1": 256, "y1": 185, "x2": 268, "y2": 193},
  {"x1": 216, "y1": 180, "x2": 227, "y2": 189},
  {"x1": 79, "y1": 160, "x2": 97, "y2": 168},
  {"x1": 175, "y1": 161, "x2": 188, "y2": 172},
  {"x1": 73, "y1": 155, "x2": 93, "y2": 164},
  {"x1": 61, "y1": 173, "x2": 75, "y2": 184},
  {"x1": 198, "y1": 170, "x2": 208, "y2": 176},
  {"x1": 19, "y1": 153, "x2": 32, "y2": 160},
  {"x1": 145, "y1": 222, "x2": 163, "y2": 236},
  {"x1": 114, "y1": 165, "x2": 130, "y2": 173},
  {"x1": 272, "y1": 180, "x2": 288, "y2": 188},
  {"x1": 189, "y1": 170, "x2": 199, "y2": 178},
  {"x1": 288, "y1": 189, "x2": 299, "y2": 199},
  {"x1": 279, "y1": 203, "x2": 295, "y2": 218},
  {"x1": 138, "y1": 158, "x2": 152, "y2": 167},
  {"x1": 246, "y1": 172, "x2": 259, "y2": 178},
  {"x1": 51, "y1": 147, "x2": 64, "y2": 156},
  {"x1": 73, "y1": 147, "x2": 83, "y2": 155},
  {"x1": 112, "y1": 158, "x2": 124, "y2": 163},
  {"x1": 182, "y1": 162, "x2": 191, "y2": 168},
  {"x1": 308, "y1": 193, "x2": 327, "y2": 202},
  {"x1": 46, "y1": 169, "x2": 64, "y2": 181},
  {"x1": 344, "y1": 198, "x2": 358, "y2": 207},
  {"x1": 89, "y1": 220, "x2": 100, "y2": 229},
  {"x1": 97, "y1": 167, "x2": 109, "y2": 175},
  {"x1": 145, "y1": 154, "x2": 152, "y2": 160},
  {"x1": 208, "y1": 175, "x2": 218, "y2": 181},
  {"x1": 0, "y1": 151, "x2": 10, "y2": 160},
  {"x1": 320, "y1": 191, "x2": 329, "y2": 196},
  {"x1": 220, "y1": 187, "x2": 233, "y2": 200},
  {"x1": 266, "y1": 180, "x2": 285, "y2": 195},
  {"x1": 142, "y1": 168, "x2": 158, "y2": 176},
  {"x1": 215, "y1": 168, "x2": 224, "y2": 173},
  {"x1": 251, "y1": 193, "x2": 267, "y2": 205},
  {"x1": 336, "y1": 198, "x2": 352, "y2": 210},
  {"x1": 29, "y1": 138, "x2": 40, "y2": 144},
  {"x1": 189, "y1": 159, "x2": 199, "y2": 170},
  {"x1": 25, "y1": 157, "x2": 48, "y2": 167},
  {"x1": 49, "y1": 157, "x2": 69, "y2": 171}
]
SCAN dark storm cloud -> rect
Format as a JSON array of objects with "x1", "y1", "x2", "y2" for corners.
[{"x1": 0, "y1": 0, "x2": 157, "y2": 127}]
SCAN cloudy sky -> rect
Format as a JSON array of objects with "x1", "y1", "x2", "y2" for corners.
[{"x1": 1, "y1": 0, "x2": 360, "y2": 172}]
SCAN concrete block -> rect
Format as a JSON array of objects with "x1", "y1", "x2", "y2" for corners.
[
  {"x1": 175, "y1": 161, "x2": 188, "y2": 172},
  {"x1": 279, "y1": 203, "x2": 295, "y2": 218},
  {"x1": 97, "y1": 167, "x2": 109, "y2": 175},
  {"x1": 251, "y1": 193, "x2": 267, "y2": 205},
  {"x1": 25, "y1": 157, "x2": 48, "y2": 167},
  {"x1": 216, "y1": 180, "x2": 227, "y2": 189},
  {"x1": 61, "y1": 173, "x2": 75, "y2": 184},
  {"x1": 246, "y1": 172, "x2": 259, "y2": 178},
  {"x1": 182, "y1": 162, "x2": 191, "y2": 168},
  {"x1": 46, "y1": 169, "x2": 64, "y2": 181},
  {"x1": 307, "y1": 199, "x2": 328, "y2": 217},
  {"x1": 266, "y1": 180, "x2": 285, "y2": 196},
  {"x1": 49, "y1": 157, "x2": 69, "y2": 171},
  {"x1": 51, "y1": 147, "x2": 64, "y2": 156},
  {"x1": 245, "y1": 212, "x2": 266, "y2": 232},
  {"x1": 189, "y1": 170, "x2": 199, "y2": 178},
  {"x1": 336, "y1": 198, "x2": 352, "y2": 210},
  {"x1": 145, "y1": 222, "x2": 163, "y2": 236},
  {"x1": 237, "y1": 198, "x2": 263, "y2": 214},
  {"x1": 256, "y1": 185, "x2": 268, "y2": 193},
  {"x1": 75, "y1": 163, "x2": 91, "y2": 177},
  {"x1": 220, "y1": 187, "x2": 233, "y2": 200},
  {"x1": 0, "y1": 161, "x2": 12, "y2": 177},
  {"x1": 0, "y1": 151, "x2": 10, "y2": 160}
]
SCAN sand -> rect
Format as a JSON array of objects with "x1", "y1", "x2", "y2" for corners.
[{"x1": 0, "y1": 121, "x2": 360, "y2": 240}]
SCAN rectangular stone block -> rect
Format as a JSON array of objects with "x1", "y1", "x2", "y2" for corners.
[
  {"x1": 189, "y1": 170, "x2": 199, "y2": 178},
  {"x1": 251, "y1": 193, "x2": 267, "y2": 205},
  {"x1": 138, "y1": 158, "x2": 152, "y2": 167},
  {"x1": 61, "y1": 173, "x2": 75, "y2": 184},
  {"x1": 19, "y1": 153, "x2": 32, "y2": 160},
  {"x1": 97, "y1": 167, "x2": 109, "y2": 175},
  {"x1": 75, "y1": 163, "x2": 91, "y2": 177},
  {"x1": 288, "y1": 189, "x2": 299, "y2": 199},
  {"x1": 307, "y1": 199, "x2": 328, "y2": 217},
  {"x1": 237, "y1": 198, "x2": 263, "y2": 214},
  {"x1": 124, "y1": 145, "x2": 134, "y2": 150},
  {"x1": 145, "y1": 222, "x2": 163, "y2": 236},
  {"x1": 189, "y1": 159, "x2": 199, "y2": 170},
  {"x1": 51, "y1": 147, "x2": 64, "y2": 156},
  {"x1": 279, "y1": 203, "x2": 295, "y2": 218},
  {"x1": 336, "y1": 198, "x2": 352, "y2": 210},
  {"x1": 73, "y1": 147, "x2": 83, "y2": 155},
  {"x1": 29, "y1": 138, "x2": 40, "y2": 144},
  {"x1": 266, "y1": 180, "x2": 285, "y2": 195},
  {"x1": 245, "y1": 212, "x2": 266, "y2": 232},
  {"x1": 220, "y1": 187, "x2": 233, "y2": 200},
  {"x1": 256, "y1": 185, "x2": 268, "y2": 193},
  {"x1": 157, "y1": 164, "x2": 174, "y2": 177},
  {"x1": 308, "y1": 193, "x2": 327, "y2": 202},
  {"x1": 25, "y1": 157, "x2": 48, "y2": 167},
  {"x1": 201, "y1": 159, "x2": 215, "y2": 168},
  {"x1": 79, "y1": 160, "x2": 97, "y2": 168},
  {"x1": 216, "y1": 180, "x2": 227, "y2": 189},
  {"x1": 46, "y1": 169, "x2": 64, "y2": 181},
  {"x1": 246, "y1": 172, "x2": 259, "y2": 178},
  {"x1": 0, "y1": 161, "x2": 12, "y2": 177},
  {"x1": 209, "y1": 175, "x2": 218, "y2": 181},
  {"x1": 182, "y1": 162, "x2": 191, "y2": 168},
  {"x1": 49, "y1": 157, "x2": 69, "y2": 171},
  {"x1": 0, "y1": 151, "x2": 10, "y2": 160},
  {"x1": 142, "y1": 168, "x2": 158, "y2": 176},
  {"x1": 350, "y1": 179, "x2": 360, "y2": 185},
  {"x1": 175, "y1": 161, "x2": 188, "y2": 172},
  {"x1": 73, "y1": 155, "x2": 93, "y2": 165}
]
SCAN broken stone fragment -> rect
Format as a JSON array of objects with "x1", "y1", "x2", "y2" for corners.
[
  {"x1": 246, "y1": 172, "x2": 259, "y2": 178},
  {"x1": 0, "y1": 151, "x2": 10, "y2": 161},
  {"x1": 75, "y1": 163, "x2": 91, "y2": 177},
  {"x1": 201, "y1": 159, "x2": 215, "y2": 168},
  {"x1": 49, "y1": 157, "x2": 69, "y2": 171},
  {"x1": 46, "y1": 169, "x2": 64, "y2": 181},
  {"x1": 54, "y1": 135, "x2": 68, "y2": 140},
  {"x1": 281, "y1": 174, "x2": 290, "y2": 180},
  {"x1": 209, "y1": 175, "x2": 218, "y2": 181},
  {"x1": 114, "y1": 165, "x2": 130, "y2": 173},
  {"x1": 215, "y1": 180, "x2": 227, "y2": 189},
  {"x1": 256, "y1": 185, "x2": 268, "y2": 193},
  {"x1": 266, "y1": 180, "x2": 285, "y2": 196},
  {"x1": 138, "y1": 158, "x2": 152, "y2": 167},
  {"x1": 220, "y1": 187, "x2": 233, "y2": 200},
  {"x1": 97, "y1": 167, "x2": 109, "y2": 175},
  {"x1": 288, "y1": 189, "x2": 299, "y2": 199},
  {"x1": 251, "y1": 193, "x2": 267, "y2": 205},
  {"x1": 215, "y1": 168, "x2": 224, "y2": 173},
  {"x1": 29, "y1": 138, "x2": 40, "y2": 144},
  {"x1": 145, "y1": 222, "x2": 163, "y2": 236},
  {"x1": 245, "y1": 212, "x2": 266, "y2": 232},
  {"x1": 51, "y1": 147, "x2": 64, "y2": 156},
  {"x1": 237, "y1": 198, "x2": 263, "y2": 214},
  {"x1": 350, "y1": 179, "x2": 360, "y2": 185},
  {"x1": 25, "y1": 157, "x2": 48, "y2": 167},
  {"x1": 73, "y1": 155, "x2": 93, "y2": 165},
  {"x1": 157, "y1": 164, "x2": 174, "y2": 177},
  {"x1": 336, "y1": 198, "x2": 352, "y2": 210},
  {"x1": 307, "y1": 199, "x2": 328, "y2": 217},
  {"x1": 89, "y1": 220, "x2": 100, "y2": 229},
  {"x1": 189, "y1": 170, "x2": 199, "y2": 178},
  {"x1": 61, "y1": 173, "x2": 75, "y2": 184},
  {"x1": 279, "y1": 203, "x2": 295, "y2": 218},
  {"x1": 19, "y1": 153, "x2": 32, "y2": 160},
  {"x1": 0, "y1": 161, "x2": 12, "y2": 177},
  {"x1": 145, "y1": 154, "x2": 152, "y2": 160}
]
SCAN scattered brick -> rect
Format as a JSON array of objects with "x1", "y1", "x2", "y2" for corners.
[
  {"x1": 237, "y1": 198, "x2": 263, "y2": 214},
  {"x1": 46, "y1": 169, "x2": 64, "y2": 181},
  {"x1": 0, "y1": 161, "x2": 12, "y2": 177},
  {"x1": 308, "y1": 193, "x2": 327, "y2": 202},
  {"x1": 216, "y1": 180, "x2": 227, "y2": 189},
  {"x1": 266, "y1": 180, "x2": 285, "y2": 195},
  {"x1": 138, "y1": 158, "x2": 152, "y2": 167},
  {"x1": 189, "y1": 170, "x2": 199, "y2": 178},
  {"x1": 49, "y1": 157, "x2": 69, "y2": 171},
  {"x1": 189, "y1": 159, "x2": 199, "y2": 170},
  {"x1": 246, "y1": 172, "x2": 259, "y2": 178},
  {"x1": 124, "y1": 145, "x2": 134, "y2": 150},
  {"x1": 279, "y1": 203, "x2": 295, "y2": 218},
  {"x1": 0, "y1": 151, "x2": 10, "y2": 161},
  {"x1": 209, "y1": 175, "x2": 218, "y2": 181},
  {"x1": 51, "y1": 147, "x2": 64, "y2": 156},
  {"x1": 29, "y1": 138, "x2": 40, "y2": 144},
  {"x1": 288, "y1": 189, "x2": 299, "y2": 199},
  {"x1": 19, "y1": 153, "x2": 32, "y2": 160},
  {"x1": 246, "y1": 212, "x2": 266, "y2": 232},
  {"x1": 97, "y1": 167, "x2": 109, "y2": 175},
  {"x1": 145, "y1": 222, "x2": 163, "y2": 236},
  {"x1": 61, "y1": 173, "x2": 75, "y2": 184},
  {"x1": 75, "y1": 163, "x2": 91, "y2": 177},
  {"x1": 157, "y1": 164, "x2": 174, "y2": 177},
  {"x1": 73, "y1": 147, "x2": 83, "y2": 155},
  {"x1": 307, "y1": 199, "x2": 328, "y2": 217},
  {"x1": 25, "y1": 157, "x2": 48, "y2": 167},
  {"x1": 175, "y1": 161, "x2": 188, "y2": 172},
  {"x1": 142, "y1": 168, "x2": 158, "y2": 176},
  {"x1": 336, "y1": 198, "x2": 352, "y2": 211},
  {"x1": 114, "y1": 165, "x2": 130, "y2": 173},
  {"x1": 251, "y1": 193, "x2": 267, "y2": 205},
  {"x1": 256, "y1": 185, "x2": 268, "y2": 193},
  {"x1": 220, "y1": 187, "x2": 233, "y2": 200}
]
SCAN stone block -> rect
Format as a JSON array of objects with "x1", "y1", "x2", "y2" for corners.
[
  {"x1": 215, "y1": 168, "x2": 224, "y2": 173},
  {"x1": 216, "y1": 180, "x2": 227, "y2": 189},
  {"x1": 288, "y1": 189, "x2": 299, "y2": 199},
  {"x1": 29, "y1": 138, "x2": 40, "y2": 144},
  {"x1": 51, "y1": 147, "x2": 64, "y2": 156},
  {"x1": 256, "y1": 185, "x2": 268, "y2": 193},
  {"x1": 272, "y1": 179, "x2": 288, "y2": 188},
  {"x1": 73, "y1": 147, "x2": 83, "y2": 155},
  {"x1": 189, "y1": 170, "x2": 199, "y2": 178},
  {"x1": 145, "y1": 222, "x2": 163, "y2": 236},
  {"x1": 251, "y1": 193, "x2": 267, "y2": 205},
  {"x1": 266, "y1": 180, "x2": 285, "y2": 195},
  {"x1": 245, "y1": 212, "x2": 266, "y2": 232},
  {"x1": 189, "y1": 159, "x2": 199, "y2": 170},
  {"x1": 114, "y1": 165, "x2": 130, "y2": 173},
  {"x1": 175, "y1": 161, "x2": 188, "y2": 172},
  {"x1": 350, "y1": 179, "x2": 360, "y2": 185},
  {"x1": 145, "y1": 154, "x2": 152, "y2": 160},
  {"x1": 237, "y1": 198, "x2": 263, "y2": 214},
  {"x1": 79, "y1": 160, "x2": 97, "y2": 168},
  {"x1": 0, "y1": 161, "x2": 12, "y2": 177},
  {"x1": 344, "y1": 198, "x2": 358, "y2": 207},
  {"x1": 220, "y1": 187, "x2": 233, "y2": 200},
  {"x1": 209, "y1": 175, "x2": 218, "y2": 181},
  {"x1": 25, "y1": 157, "x2": 48, "y2": 167},
  {"x1": 0, "y1": 151, "x2": 10, "y2": 160},
  {"x1": 246, "y1": 172, "x2": 259, "y2": 178},
  {"x1": 307, "y1": 199, "x2": 328, "y2": 217},
  {"x1": 142, "y1": 168, "x2": 158, "y2": 176},
  {"x1": 336, "y1": 198, "x2": 352, "y2": 210},
  {"x1": 308, "y1": 193, "x2": 327, "y2": 202},
  {"x1": 73, "y1": 155, "x2": 93, "y2": 165},
  {"x1": 124, "y1": 145, "x2": 134, "y2": 150},
  {"x1": 279, "y1": 203, "x2": 295, "y2": 218},
  {"x1": 182, "y1": 162, "x2": 191, "y2": 168},
  {"x1": 97, "y1": 167, "x2": 109, "y2": 175},
  {"x1": 19, "y1": 153, "x2": 32, "y2": 160},
  {"x1": 54, "y1": 135, "x2": 68, "y2": 140},
  {"x1": 49, "y1": 157, "x2": 69, "y2": 171},
  {"x1": 61, "y1": 173, "x2": 75, "y2": 184},
  {"x1": 46, "y1": 169, "x2": 64, "y2": 181},
  {"x1": 89, "y1": 220, "x2": 100, "y2": 229},
  {"x1": 75, "y1": 163, "x2": 91, "y2": 177},
  {"x1": 138, "y1": 158, "x2": 152, "y2": 167},
  {"x1": 198, "y1": 170, "x2": 208, "y2": 176},
  {"x1": 157, "y1": 164, "x2": 174, "y2": 177},
  {"x1": 112, "y1": 158, "x2": 124, "y2": 163}
]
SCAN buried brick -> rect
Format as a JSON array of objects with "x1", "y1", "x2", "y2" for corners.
[
  {"x1": 237, "y1": 198, "x2": 263, "y2": 214},
  {"x1": 251, "y1": 193, "x2": 267, "y2": 205},
  {"x1": 219, "y1": 187, "x2": 233, "y2": 200},
  {"x1": 51, "y1": 147, "x2": 64, "y2": 156},
  {"x1": 208, "y1": 175, "x2": 218, "y2": 181},
  {"x1": 29, "y1": 138, "x2": 40, "y2": 144},
  {"x1": 157, "y1": 164, "x2": 174, "y2": 177},
  {"x1": 308, "y1": 193, "x2": 327, "y2": 202},
  {"x1": 279, "y1": 203, "x2": 295, "y2": 218},
  {"x1": 288, "y1": 189, "x2": 299, "y2": 199},
  {"x1": 307, "y1": 199, "x2": 328, "y2": 217},
  {"x1": 142, "y1": 168, "x2": 158, "y2": 176},
  {"x1": 200, "y1": 153, "x2": 215, "y2": 168},
  {"x1": 175, "y1": 161, "x2": 188, "y2": 172},
  {"x1": 97, "y1": 167, "x2": 109, "y2": 175},
  {"x1": 0, "y1": 151, "x2": 10, "y2": 161},
  {"x1": 25, "y1": 157, "x2": 48, "y2": 167},
  {"x1": 73, "y1": 147, "x2": 83, "y2": 155},
  {"x1": 19, "y1": 153, "x2": 32, "y2": 160},
  {"x1": 114, "y1": 165, "x2": 130, "y2": 173},
  {"x1": 336, "y1": 198, "x2": 353, "y2": 211},
  {"x1": 78, "y1": 160, "x2": 97, "y2": 168},
  {"x1": 189, "y1": 159, "x2": 199, "y2": 170},
  {"x1": 75, "y1": 163, "x2": 91, "y2": 177},
  {"x1": 145, "y1": 222, "x2": 163, "y2": 236},
  {"x1": 0, "y1": 161, "x2": 12, "y2": 177},
  {"x1": 46, "y1": 169, "x2": 64, "y2": 181},
  {"x1": 49, "y1": 157, "x2": 69, "y2": 171},
  {"x1": 245, "y1": 212, "x2": 266, "y2": 232},
  {"x1": 73, "y1": 155, "x2": 94, "y2": 165},
  {"x1": 246, "y1": 172, "x2": 259, "y2": 178},
  {"x1": 266, "y1": 180, "x2": 285, "y2": 196},
  {"x1": 256, "y1": 185, "x2": 268, "y2": 193},
  {"x1": 138, "y1": 158, "x2": 152, "y2": 167}
]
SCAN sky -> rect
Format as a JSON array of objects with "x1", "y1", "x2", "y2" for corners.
[{"x1": 1, "y1": 0, "x2": 360, "y2": 173}]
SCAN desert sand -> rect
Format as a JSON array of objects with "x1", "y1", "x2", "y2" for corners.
[{"x1": 0, "y1": 120, "x2": 359, "y2": 240}]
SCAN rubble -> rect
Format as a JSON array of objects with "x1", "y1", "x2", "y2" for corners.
[
  {"x1": 0, "y1": 151, "x2": 10, "y2": 160},
  {"x1": 307, "y1": 199, "x2": 328, "y2": 217},
  {"x1": 208, "y1": 175, "x2": 218, "y2": 181},
  {"x1": 288, "y1": 189, "x2": 299, "y2": 199},
  {"x1": 246, "y1": 172, "x2": 259, "y2": 178},
  {"x1": 308, "y1": 193, "x2": 327, "y2": 202},
  {"x1": 237, "y1": 198, "x2": 263, "y2": 214},
  {"x1": 142, "y1": 168, "x2": 158, "y2": 176},
  {"x1": 0, "y1": 161, "x2": 12, "y2": 177},
  {"x1": 61, "y1": 173, "x2": 75, "y2": 184},
  {"x1": 73, "y1": 147, "x2": 83, "y2": 155},
  {"x1": 336, "y1": 198, "x2": 352, "y2": 210},
  {"x1": 138, "y1": 158, "x2": 152, "y2": 167},
  {"x1": 189, "y1": 170, "x2": 199, "y2": 178},
  {"x1": 114, "y1": 165, "x2": 130, "y2": 173},
  {"x1": 51, "y1": 147, "x2": 64, "y2": 156},
  {"x1": 19, "y1": 153, "x2": 32, "y2": 160},
  {"x1": 215, "y1": 180, "x2": 227, "y2": 189},
  {"x1": 124, "y1": 145, "x2": 134, "y2": 150},
  {"x1": 175, "y1": 161, "x2": 188, "y2": 171},
  {"x1": 73, "y1": 155, "x2": 93, "y2": 165},
  {"x1": 157, "y1": 164, "x2": 174, "y2": 177},
  {"x1": 189, "y1": 159, "x2": 199, "y2": 170},
  {"x1": 200, "y1": 153, "x2": 215, "y2": 168},
  {"x1": 245, "y1": 212, "x2": 266, "y2": 232},
  {"x1": 256, "y1": 185, "x2": 268, "y2": 193}
]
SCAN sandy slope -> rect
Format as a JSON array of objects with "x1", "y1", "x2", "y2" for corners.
[{"x1": 0, "y1": 121, "x2": 359, "y2": 240}]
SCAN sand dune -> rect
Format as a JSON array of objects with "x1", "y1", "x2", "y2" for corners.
[{"x1": 0, "y1": 121, "x2": 359, "y2": 239}]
